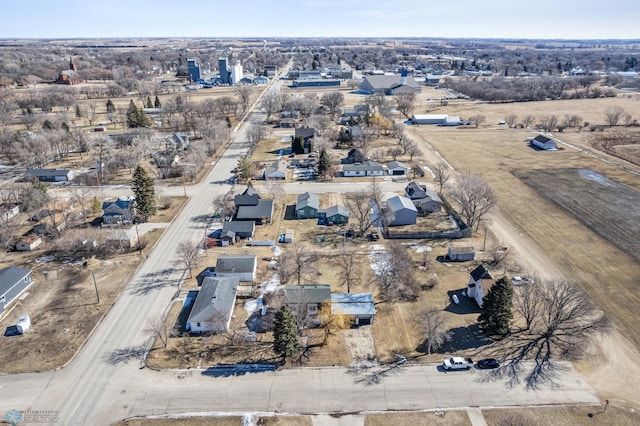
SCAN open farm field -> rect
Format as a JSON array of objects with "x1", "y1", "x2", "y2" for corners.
[
  {"x1": 414, "y1": 123, "x2": 640, "y2": 355},
  {"x1": 516, "y1": 168, "x2": 640, "y2": 262}
]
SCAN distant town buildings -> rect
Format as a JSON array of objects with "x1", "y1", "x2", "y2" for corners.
[
  {"x1": 219, "y1": 57, "x2": 230, "y2": 85},
  {"x1": 187, "y1": 58, "x2": 202, "y2": 83}
]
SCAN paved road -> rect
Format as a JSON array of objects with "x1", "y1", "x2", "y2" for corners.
[{"x1": 0, "y1": 68, "x2": 600, "y2": 424}]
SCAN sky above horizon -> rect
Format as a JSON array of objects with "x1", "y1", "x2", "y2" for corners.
[{"x1": 1, "y1": 0, "x2": 638, "y2": 40}]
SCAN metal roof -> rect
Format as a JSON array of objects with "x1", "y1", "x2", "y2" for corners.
[{"x1": 331, "y1": 293, "x2": 376, "y2": 316}]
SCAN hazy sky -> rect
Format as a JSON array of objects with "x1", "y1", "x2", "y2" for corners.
[{"x1": 1, "y1": 0, "x2": 638, "y2": 40}]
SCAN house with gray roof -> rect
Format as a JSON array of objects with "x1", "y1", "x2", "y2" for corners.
[
  {"x1": 530, "y1": 134, "x2": 557, "y2": 150},
  {"x1": 102, "y1": 197, "x2": 134, "y2": 225},
  {"x1": 285, "y1": 284, "x2": 331, "y2": 318},
  {"x1": 214, "y1": 255, "x2": 257, "y2": 282},
  {"x1": 25, "y1": 168, "x2": 75, "y2": 182},
  {"x1": 386, "y1": 195, "x2": 417, "y2": 226},
  {"x1": 343, "y1": 161, "x2": 384, "y2": 177},
  {"x1": 235, "y1": 199, "x2": 274, "y2": 224},
  {"x1": 294, "y1": 127, "x2": 316, "y2": 154},
  {"x1": 321, "y1": 205, "x2": 350, "y2": 225},
  {"x1": 234, "y1": 187, "x2": 260, "y2": 206},
  {"x1": 187, "y1": 276, "x2": 239, "y2": 334},
  {"x1": 0, "y1": 266, "x2": 33, "y2": 315},
  {"x1": 263, "y1": 160, "x2": 287, "y2": 180},
  {"x1": 387, "y1": 161, "x2": 410, "y2": 176},
  {"x1": 296, "y1": 192, "x2": 320, "y2": 219},
  {"x1": 331, "y1": 293, "x2": 376, "y2": 325},
  {"x1": 467, "y1": 264, "x2": 494, "y2": 308},
  {"x1": 359, "y1": 72, "x2": 421, "y2": 96},
  {"x1": 221, "y1": 221, "x2": 255, "y2": 240},
  {"x1": 405, "y1": 182, "x2": 442, "y2": 214}
]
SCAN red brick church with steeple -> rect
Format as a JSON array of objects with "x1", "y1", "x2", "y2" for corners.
[{"x1": 56, "y1": 56, "x2": 82, "y2": 85}]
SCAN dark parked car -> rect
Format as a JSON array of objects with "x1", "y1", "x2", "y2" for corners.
[{"x1": 477, "y1": 358, "x2": 500, "y2": 369}]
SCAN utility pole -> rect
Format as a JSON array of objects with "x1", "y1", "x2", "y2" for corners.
[
  {"x1": 135, "y1": 224, "x2": 142, "y2": 255},
  {"x1": 92, "y1": 272, "x2": 100, "y2": 304}
]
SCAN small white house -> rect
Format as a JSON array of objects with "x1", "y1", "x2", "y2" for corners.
[
  {"x1": 386, "y1": 161, "x2": 410, "y2": 176},
  {"x1": 263, "y1": 160, "x2": 287, "y2": 180},
  {"x1": 214, "y1": 255, "x2": 257, "y2": 282},
  {"x1": 530, "y1": 134, "x2": 557, "y2": 150},
  {"x1": 187, "y1": 277, "x2": 239, "y2": 334},
  {"x1": 466, "y1": 264, "x2": 494, "y2": 308},
  {"x1": 16, "y1": 234, "x2": 43, "y2": 251},
  {"x1": 16, "y1": 314, "x2": 31, "y2": 334},
  {"x1": 343, "y1": 161, "x2": 384, "y2": 177}
]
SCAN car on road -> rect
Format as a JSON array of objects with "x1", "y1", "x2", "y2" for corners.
[
  {"x1": 477, "y1": 358, "x2": 500, "y2": 369},
  {"x1": 442, "y1": 356, "x2": 474, "y2": 370}
]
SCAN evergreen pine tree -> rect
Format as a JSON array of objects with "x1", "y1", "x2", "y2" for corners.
[
  {"x1": 75, "y1": 104, "x2": 82, "y2": 119},
  {"x1": 146, "y1": 96, "x2": 153, "y2": 108},
  {"x1": 317, "y1": 147, "x2": 331, "y2": 177},
  {"x1": 478, "y1": 277, "x2": 514, "y2": 337},
  {"x1": 131, "y1": 165, "x2": 156, "y2": 222},
  {"x1": 61, "y1": 122, "x2": 70, "y2": 132},
  {"x1": 126, "y1": 100, "x2": 138, "y2": 128},
  {"x1": 273, "y1": 305, "x2": 300, "y2": 360},
  {"x1": 106, "y1": 99, "x2": 116, "y2": 113},
  {"x1": 154, "y1": 96, "x2": 162, "y2": 108},
  {"x1": 292, "y1": 136, "x2": 304, "y2": 154}
]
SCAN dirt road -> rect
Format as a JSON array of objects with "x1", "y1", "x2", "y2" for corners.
[{"x1": 408, "y1": 129, "x2": 640, "y2": 410}]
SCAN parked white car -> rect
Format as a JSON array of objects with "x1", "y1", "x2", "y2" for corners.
[{"x1": 442, "y1": 356, "x2": 473, "y2": 370}]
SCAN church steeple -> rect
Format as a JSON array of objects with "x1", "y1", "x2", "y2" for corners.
[{"x1": 69, "y1": 56, "x2": 77, "y2": 72}]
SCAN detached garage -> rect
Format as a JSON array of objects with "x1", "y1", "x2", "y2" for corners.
[{"x1": 331, "y1": 293, "x2": 376, "y2": 326}]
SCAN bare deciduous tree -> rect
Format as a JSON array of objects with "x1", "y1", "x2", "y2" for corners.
[
  {"x1": 344, "y1": 190, "x2": 374, "y2": 236},
  {"x1": 418, "y1": 307, "x2": 452, "y2": 355},
  {"x1": 176, "y1": 241, "x2": 199, "y2": 278},
  {"x1": 448, "y1": 174, "x2": 496, "y2": 231},
  {"x1": 504, "y1": 114, "x2": 518, "y2": 128},
  {"x1": 320, "y1": 91, "x2": 344, "y2": 117},
  {"x1": 433, "y1": 162, "x2": 450, "y2": 192},
  {"x1": 469, "y1": 114, "x2": 486, "y2": 128},
  {"x1": 604, "y1": 105, "x2": 627, "y2": 127},
  {"x1": 336, "y1": 243, "x2": 360, "y2": 293},
  {"x1": 278, "y1": 243, "x2": 318, "y2": 285},
  {"x1": 395, "y1": 93, "x2": 416, "y2": 119},
  {"x1": 246, "y1": 123, "x2": 266, "y2": 154},
  {"x1": 521, "y1": 115, "x2": 536, "y2": 128},
  {"x1": 538, "y1": 115, "x2": 558, "y2": 132},
  {"x1": 374, "y1": 242, "x2": 419, "y2": 302},
  {"x1": 234, "y1": 85, "x2": 253, "y2": 114},
  {"x1": 512, "y1": 284, "x2": 541, "y2": 331},
  {"x1": 144, "y1": 314, "x2": 170, "y2": 348},
  {"x1": 493, "y1": 280, "x2": 610, "y2": 388}
]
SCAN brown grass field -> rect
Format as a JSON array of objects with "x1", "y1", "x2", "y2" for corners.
[{"x1": 482, "y1": 405, "x2": 640, "y2": 426}]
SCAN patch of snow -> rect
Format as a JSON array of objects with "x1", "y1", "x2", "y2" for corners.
[
  {"x1": 579, "y1": 169, "x2": 614, "y2": 187},
  {"x1": 244, "y1": 273, "x2": 281, "y2": 315},
  {"x1": 368, "y1": 247, "x2": 390, "y2": 276},
  {"x1": 409, "y1": 244, "x2": 432, "y2": 253},
  {"x1": 271, "y1": 245, "x2": 282, "y2": 257},
  {"x1": 34, "y1": 255, "x2": 56, "y2": 264}
]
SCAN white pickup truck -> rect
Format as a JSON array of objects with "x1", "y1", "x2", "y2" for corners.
[{"x1": 442, "y1": 356, "x2": 474, "y2": 370}]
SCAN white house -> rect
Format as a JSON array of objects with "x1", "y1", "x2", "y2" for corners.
[
  {"x1": 343, "y1": 161, "x2": 384, "y2": 177},
  {"x1": 530, "y1": 134, "x2": 557, "y2": 150},
  {"x1": 386, "y1": 195, "x2": 417, "y2": 226},
  {"x1": 386, "y1": 161, "x2": 410, "y2": 176},
  {"x1": 263, "y1": 160, "x2": 287, "y2": 180},
  {"x1": 16, "y1": 234, "x2": 43, "y2": 251},
  {"x1": 187, "y1": 276, "x2": 239, "y2": 334},
  {"x1": 331, "y1": 293, "x2": 376, "y2": 326},
  {"x1": 214, "y1": 255, "x2": 257, "y2": 282},
  {"x1": 0, "y1": 204, "x2": 20, "y2": 223},
  {"x1": 0, "y1": 266, "x2": 33, "y2": 316},
  {"x1": 466, "y1": 264, "x2": 494, "y2": 307}
]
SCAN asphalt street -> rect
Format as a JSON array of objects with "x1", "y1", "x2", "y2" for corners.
[{"x1": 0, "y1": 67, "x2": 600, "y2": 425}]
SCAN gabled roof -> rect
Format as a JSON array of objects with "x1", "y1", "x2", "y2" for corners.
[
  {"x1": 102, "y1": 198, "x2": 133, "y2": 211},
  {"x1": 187, "y1": 276, "x2": 239, "y2": 323},
  {"x1": 264, "y1": 160, "x2": 287, "y2": 176},
  {"x1": 221, "y1": 220, "x2": 255, "y2": 235},
  {"x1": 285, "y1": 285, "x2": 331, "y2": 305},
  {"x1": 343, "y1": 161, "x2": 384, "y2": 172},
  {"x1": 405, "y1": 181, "x2": 427, "y2": 198},
  {"x1": 324, "y1": 205, "x2": 350, "y2": 218},
  {"x1": 295, "y1": 127, "x2": 316, "y2": 139},
  {"x1": 0, "y1": 266, "x2": 32, "y2": 295},
  {"x1": 386, "y1": 195, "x2": 417, "y2": 213},
  {"x1": 470, "y1": 264, "x2": 492, "y2": 281},
  {"x1": 533, "y1": 134, "x2": 553, "y2": 143},
  {"x1": 235, "y1": 187, "x2": 260, "y2": 206},
  {"x1": 215, "y1": 255, "x2": 257, "y2": 274},
  {"x1": 331, "y1": 293, "x2": 376, "y2": 316},
  {"x1": 448, "y1": 246, "x2": 475, "y2": 255},
  {"x1": 25, "y1": 169, "x2": 72, "y2": 178},
  {"x1": 297, "y1": 192, "x2": 320, "y2": 210},
  {"x1": 236, "y1": 199, "x2": 274, "y2": 221},
  {"x1": 362, "y1": 75, "x2": 420, "y2": 91},
  {"x1": 423, "y1": 189, "x2": 443, "y2": 204},
  {"x1": 387, "y1": 161, "x2": 409, "y2": 170}
]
